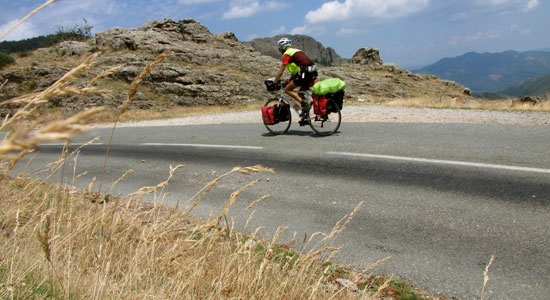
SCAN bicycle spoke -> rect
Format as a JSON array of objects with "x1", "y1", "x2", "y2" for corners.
[
  {"x1": 263, "y1": 98, "x2": 292, "y2": 135},
  {"x1": 308, "y1": 98, "x2": 341, "y2": 136}
]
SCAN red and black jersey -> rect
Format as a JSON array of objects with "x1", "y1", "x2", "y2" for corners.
[{"x1": 282, "y1": 51, "x2": 314, "y2": 67}]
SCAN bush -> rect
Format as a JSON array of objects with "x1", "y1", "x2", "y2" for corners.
[
  {"x1": 0, "y1": 52, "x2": 15, "y2": 69},
  {"x1": 0, "y1": 19, "x2": 93, "y2": 54}
]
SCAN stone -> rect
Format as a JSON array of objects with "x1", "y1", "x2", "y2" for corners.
[
  {"x1": 335, "y1": 278, "x2": 358, "y2": 292},
  {"x1": 352, "y1": 47, "x2": 383, "y2": 65},
  {"x1": 58, "y1": 41, "x2": 92, "y2": 56}
]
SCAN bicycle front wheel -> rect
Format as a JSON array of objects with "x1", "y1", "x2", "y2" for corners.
[
  {"x1": 263, "y1": 98, "x2": 292, "y2": 135},
  {"x1": 308, "y1": 98, "x2": 341, "y2": 136}
]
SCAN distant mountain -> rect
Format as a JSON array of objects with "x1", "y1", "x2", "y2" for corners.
[
  {"x1": 244, "y1": 34, "x2": 348, "y2": 67},
  {"x1": 500, "y1": 73, "x2": 550, "y2": 97},
  {"x1": 414, "y1": 50, "x2": 550, "y2": 93}
]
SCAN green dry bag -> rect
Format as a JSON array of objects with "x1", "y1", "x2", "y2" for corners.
[{"x1": 311, "y1": 78, "x2": 346, "y2": 95}]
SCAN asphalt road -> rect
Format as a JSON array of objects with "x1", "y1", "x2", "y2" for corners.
[{"x1": 17, "y1": 122, "x2": 550, "y2": 300}]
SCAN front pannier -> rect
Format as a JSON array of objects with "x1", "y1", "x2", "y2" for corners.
[
  {"x1": 262, "y1": 105, "x2": 277, "y2": 125},
  {"x1": 262, "y1": 104, "x2": 289, "y2": 125},
  {"x1": 276, "y1": 104, "x2": 290, "y2": 122}
]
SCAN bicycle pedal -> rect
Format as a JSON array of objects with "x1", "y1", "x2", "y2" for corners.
[{"x1": 298, "y1": 120, "x2": 309, "y2": 126}]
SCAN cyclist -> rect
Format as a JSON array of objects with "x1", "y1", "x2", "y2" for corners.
[{"x1": 273, "y1": 37, "x2": 318, "y2": 119}]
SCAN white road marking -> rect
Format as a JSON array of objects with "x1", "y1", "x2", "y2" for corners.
[
  {"x1": 142, "y1": 143, "x2": 263, "y2": 150},
  {"x1": 328, "y1": 151, "x2": 550, "y2": 174}
]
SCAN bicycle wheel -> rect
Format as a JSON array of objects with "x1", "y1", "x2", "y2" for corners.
[
  {"x1": 263, "y1": 98, "x2": 292, "y2": 135},
  {"x1": 308, "y1": 98, "x2": 341, "y2": 136}
]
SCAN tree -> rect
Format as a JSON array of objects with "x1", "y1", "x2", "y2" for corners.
[
  {"x1": 0, "y1": 52, "x2": 15, "y2": 69},
  {"x1": 0, "y1": 19, "x2": 93, "y2": 54}
]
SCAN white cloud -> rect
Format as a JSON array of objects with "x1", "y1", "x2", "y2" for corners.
[
  {"x1": 524, "y1": 0, "x2": 539, "y2": 11},
  {"x1": 446, "y1": 30, "x2": 501, "y2": 46},
  {"x1": 222, "y1": 0, "x2": 290, "y2": 19},
  {"x1": 289, "y1": 24, "x2": 326, "y2": 36},
  {"x1": 336, "y1": 27, "x2": 359, "y2": 36},
  {"x1": 290, "y1": 25, "x2": 309, "y2": 35},
  {"x1": 465, "y1": 30, "x2": 501, "y2": 42},
  {"x1": 0, "y1": 19, "x2": 39, "y2": 41},
  {"x1": 474, "y1": 0, "x2": 540, "y2": 12},
  {"x1": 447, "y1": 36, "x2": 460, "y2": 47},
  {"x1": 305, "y1": 0, "x2": 430, "y2": 23},
  {"x1": 179, "y1": 0, "x2": 223, "y2": 4},
  {"x1": 270, "y1": 25, "x2": 287, "y2": 35}
]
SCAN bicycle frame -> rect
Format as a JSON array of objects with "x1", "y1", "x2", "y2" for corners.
[{"x1": 276, "y1": 87, "x2": 313, "y2": 116}]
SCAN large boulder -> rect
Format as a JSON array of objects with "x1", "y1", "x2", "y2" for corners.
[
  {"x1": 352, "y1": 46, "x2": 383, "y2": 66},
  {"x1": 58, "y1": 41, "x2": 92, "y2": 56},
  {"x1": 94, "y1": 19, "x2": 215, "y2": 52}
]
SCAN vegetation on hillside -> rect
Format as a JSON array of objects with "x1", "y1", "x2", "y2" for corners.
[
  {"x1": 0, "y1": 52, "x2": 15, "y2": 69},
  {"x1": 0, "y1": 19, "x2": 92, "y2": 54},
  {"x1": 500, "y1": 73, "x2": 550, "y2": 97}
]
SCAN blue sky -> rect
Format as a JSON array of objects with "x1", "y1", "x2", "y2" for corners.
[{"x1": 0, "y1": 0, "x2": 548, "y2": 68}]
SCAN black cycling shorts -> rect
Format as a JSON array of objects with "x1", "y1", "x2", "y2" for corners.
[{"x1": 292, "y1": 67, "x2": 318, "y2": 88}]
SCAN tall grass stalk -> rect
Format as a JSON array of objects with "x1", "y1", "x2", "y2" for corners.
[
  {"x1": 98, "y1": 50, "x2": 174, "y2": 195},
  {"x1": 481, "y1": 255, "x2": 496, "y2": 300},
  {"x1": 0, "y1": 7, "x2": 428, "y2": 299},
  {"x1": 0, "y1": 0, "x2": 57, "y2": 41}
]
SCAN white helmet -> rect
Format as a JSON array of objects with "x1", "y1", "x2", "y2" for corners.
[{"x1": 277, "y1": 37, "x2": 292, "y2": 51}]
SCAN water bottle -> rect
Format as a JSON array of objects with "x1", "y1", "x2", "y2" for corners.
[{"x1": 290, "y1": 99, "x2": 301, "y2": 114}]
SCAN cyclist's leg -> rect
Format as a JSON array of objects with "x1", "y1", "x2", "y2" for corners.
[{"x1": 284, "y1": 80, "x2": 302, "y2": 103}]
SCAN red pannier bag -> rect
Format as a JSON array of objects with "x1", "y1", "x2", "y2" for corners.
[
  {"x1": 313, "y1": 94, "x2": 328, "y2": 116},
  {"x1": 262, "y1": 105, "x2": 277, "y2": 125}
]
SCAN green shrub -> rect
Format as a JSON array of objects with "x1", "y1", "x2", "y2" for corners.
[{"x1": 0, "y1": 52, "x2": 15, "y2": 69}]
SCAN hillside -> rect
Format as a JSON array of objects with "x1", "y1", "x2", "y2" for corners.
[
  {"x1": 244, "y1": 34, "x2": 348, "y2": 67},
  {"x1": 500, "y1": 73, "x2": 550, "y2": 97},
  {"x1": 0, "y1": 18, "x2": 467, "y2": 117},
  {"x1": 414, "y1": 50, "x2": 550, "y2": 93}
]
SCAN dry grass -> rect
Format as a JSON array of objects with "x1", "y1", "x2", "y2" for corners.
[
  {"x1": 359, "y1": 96, "x2": 550, "y2": 112},
  {"x1": 1, "y1": 22, "x2": 407, "y2": 298},
  {"x1": 0, "y1": 173, "x2": 414, "y2": 299},
  {"x1": 87, "y1": 101, "x2": 264, "y2": 124}
]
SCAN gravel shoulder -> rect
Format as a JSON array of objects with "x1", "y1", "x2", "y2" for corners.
[{"x1": 93, "y1": 105, "x2": 550, "y2": 128}]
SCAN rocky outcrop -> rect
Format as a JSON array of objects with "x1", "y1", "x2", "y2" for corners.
[
  {"x1": 58, "y1": 41, "x2": 92, "y2": 56},
  {"x1": 352, "y1": 47, "x2": 383, "y2": 66},
  {"x1": 245, "y1": 34, "x2": 348, "y2": 67},
  {"x1": 0, "y1": 18, "x2": 468, "y2": 116}
]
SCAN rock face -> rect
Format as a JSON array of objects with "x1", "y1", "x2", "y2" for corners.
[
  {"x1": 245, "y1": 34, "x2": 347, "y2": 67},
  {"x1": 352, "y1": 47, "x2": 383, "y2": 66},
  {"x1": 0, "y1": 18, "x2": 468, "y2": 116},
  {"x1": 58, "y1": 41, "x2": 92, "y2": 56}
]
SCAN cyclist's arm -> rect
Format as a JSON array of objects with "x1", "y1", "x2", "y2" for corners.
[{"x1": 274, "y1": 64, "x2": 286, "y2": 83}]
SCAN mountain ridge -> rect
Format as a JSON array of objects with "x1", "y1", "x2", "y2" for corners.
[{"x1": 414, "y1": 50, "x2": 550, "y2": 94}]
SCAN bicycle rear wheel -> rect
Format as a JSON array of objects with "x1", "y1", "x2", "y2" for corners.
[
  {"x1": 308, "y1": 98, "x2": 341, "y2": 136},
  {"x1": 263, "y1": 98, "x2": 292, "y2": 135}
]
